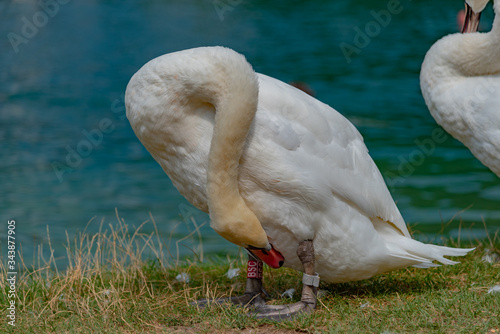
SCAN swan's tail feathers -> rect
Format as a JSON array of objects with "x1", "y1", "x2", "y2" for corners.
[
  {"x1": 386, "y1": 236, "x2": 475, "y2": 269},
  {"x1": 389, "y1": 253, "x2": 442, "y2": 268},
  {"x1": 417, "y1": 244, "x2": 476, "y2": 267}
]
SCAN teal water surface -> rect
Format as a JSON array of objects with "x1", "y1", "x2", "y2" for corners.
[{"x1": 1, "y1": 0, "x2": 499, "y2": 265}]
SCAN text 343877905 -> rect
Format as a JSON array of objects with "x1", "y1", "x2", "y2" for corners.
[{"x1": 6, "y1": 220, "x2": 17, "y2": 327}]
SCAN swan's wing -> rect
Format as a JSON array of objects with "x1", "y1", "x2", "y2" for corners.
[
  {"x1": 459, "y1": 75, "x2": 500, "y2": 175},
  {"x1": 243, "y1": 74, "x2": 409, "y2": 237},
  {"x1": 424, "y1": 72, "x2": 500, "y2": 176}
]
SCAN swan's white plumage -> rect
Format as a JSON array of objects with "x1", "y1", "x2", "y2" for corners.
[
  {"x1": 126, "y1": 46, "x2": 472, "y2": 283},
  {"x1": 421, "y1": 0, "x2": 500, "y2": 177}
]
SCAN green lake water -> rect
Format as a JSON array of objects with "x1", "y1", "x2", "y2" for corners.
[{"x1": 1, "y1": 0, "x2": 499, "y2": 265}]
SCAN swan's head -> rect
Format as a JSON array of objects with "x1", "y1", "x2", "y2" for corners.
[
  {"x1": 462, "y1": 0, "x2": 489, "y2": 32},
  {"x1": 209, "y1": 198, "x2": 285, "y2": 269}
]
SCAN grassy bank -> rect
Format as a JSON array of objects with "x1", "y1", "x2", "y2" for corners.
[{"x1": 0, "y1": 215, "x2": 499, "y2": 333}]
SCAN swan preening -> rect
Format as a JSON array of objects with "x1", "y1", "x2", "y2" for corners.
[
  {"x1": 126, "y1": 46, "x2": 473, "y2": 319},
  {"x1": 421, "y1": 0, "x2": 500, "y2": 177}
]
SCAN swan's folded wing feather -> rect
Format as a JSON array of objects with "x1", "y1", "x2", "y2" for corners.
[{"x1": 250, "y1": 74, "x2": 410, "y2": 237}]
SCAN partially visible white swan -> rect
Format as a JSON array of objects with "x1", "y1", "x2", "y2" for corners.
[
  {"x1": 126, "y1": 46, "x2": 473, "y2": 319},
  {"x1": 421, "y1": 0, "x2": 500, "y2": 177}
]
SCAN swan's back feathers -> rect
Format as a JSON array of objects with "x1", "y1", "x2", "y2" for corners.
[{"x1": 252, "y1": 74, "x2": 411, "y2": 238}]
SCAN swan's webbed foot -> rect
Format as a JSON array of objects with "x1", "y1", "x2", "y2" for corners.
[
  {"x1": 251, "y1": 239, "x2": 319, "y2": 321},
  {"x1": 251, "y1": 300, "x2": 315, "y2": 321},
  {"x1": 193, "y1": 240, "x2": 319, "y2": 322},
  {"x1": 193, "y1": 290, "x2": 266, "y2": 308}
]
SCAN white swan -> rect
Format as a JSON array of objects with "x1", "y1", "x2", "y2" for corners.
[
  {"x1": 126, "y1": 46, "x2": 473, "y2": 319},
  {"x1": 421, "y1": 0, "x2": 500, "y2": 177}
]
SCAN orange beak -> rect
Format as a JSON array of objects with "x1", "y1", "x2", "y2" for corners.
[{"x1": 247, "y1": 245, "x2": 284, "y2": 269}]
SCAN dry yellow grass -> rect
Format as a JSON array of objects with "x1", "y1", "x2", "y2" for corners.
[{"x1": 0, "y1": 212, "x2": 499, "y2": 333}]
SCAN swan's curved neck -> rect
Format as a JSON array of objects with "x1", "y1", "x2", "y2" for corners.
[
  {"x1": 207, "y1": 85, "x2": 257, "y2": 206},
  {"x1": 194, "y1": 48, "x2": 269, "y2": 249},
  {"x1": 459, "y1": 2, "x2": 500, "y2": 76}
]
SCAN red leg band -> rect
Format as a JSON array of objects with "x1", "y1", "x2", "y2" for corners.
[{"x1": 247, "y1": 260, "x2": 263, "y2": 279}]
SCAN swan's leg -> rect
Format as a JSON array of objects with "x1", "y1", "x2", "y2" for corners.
[
  {"x1": 193, "y1": 254, "x2": 267, "y2": 307},
  {"x1": 252, "y1": 239, "x2": 319, "y2": 321},
  {"x1": 226, "y1": 256, "x2": 267, "y2": 306},
  {"x1": 297, "y1": 239, "x2": 318, "y2": 309}
]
